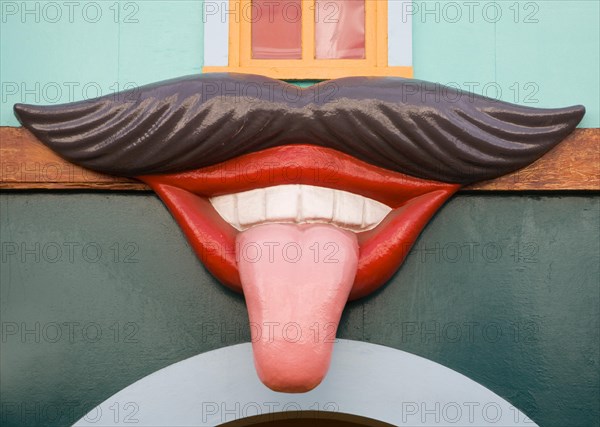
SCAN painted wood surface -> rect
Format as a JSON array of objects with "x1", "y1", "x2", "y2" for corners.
[
  {"x1": 1, "y1": 193, "x2": 597, "y2": 426},
  {"x1": 0, "y1": 127, "x2": 598, "y2": 191},
  {"x1": 1, "y1": 1, "x2": 598, "y2": 127}
]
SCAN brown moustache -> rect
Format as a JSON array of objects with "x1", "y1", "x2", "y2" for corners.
[{"x1": 14, "y1": 73, "x2": 585, "y2": 184}]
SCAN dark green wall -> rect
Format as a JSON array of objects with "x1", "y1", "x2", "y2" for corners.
[{"x1": 1, "y1": 193, "x2": 598, "y2": 426}]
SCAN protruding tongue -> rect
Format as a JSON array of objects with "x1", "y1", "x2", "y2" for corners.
[{"x1": 237, "y1": 223, "x2": 358, "y2": 392}]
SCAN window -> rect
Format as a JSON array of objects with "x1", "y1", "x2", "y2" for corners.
[{"x1": 202, "y1": 0, "x2": 413, "y2": 79}]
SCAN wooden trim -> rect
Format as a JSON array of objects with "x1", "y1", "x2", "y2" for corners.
[
  {"x1": 465, "y1": 128, "x2": 599, "y2": 191},
  {"x1": 0, "y1": 127, "x2": 598, "y2": 191},
  {"x1": 0, "y1": 127, "x2": 147, "y2": 191},
  {"x1": 228, "y1": 0, "x2": 241, "y2": 68},
  {"x1": 201, "y1": 66, "x2": 413, "y2": 79},
  {"x1": 376, "y1": 0, "x2": 388, "y2": 67},
  {"x1": 363, "y1": 0, "x2": 377, "y2": 66}
]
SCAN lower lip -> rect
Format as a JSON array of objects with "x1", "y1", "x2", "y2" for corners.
[{"x1": 139, "y1": 145, "x2": 459, "y2": 299}]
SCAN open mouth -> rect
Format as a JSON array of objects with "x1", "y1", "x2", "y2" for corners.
[
  {"x1": 138, "y1": 144, "x2": 459, "y2": 300},
  {"x1": 138, "y1": 144, "x2": 458, "y2": 392}
]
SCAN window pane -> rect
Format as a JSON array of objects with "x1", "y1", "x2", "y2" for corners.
[
  {"x1": 251, "y1": 0, "x2": 302, "y2": 59},
  {"x1": 315, "y1": 0, "x2": 365, "y2": 59}
]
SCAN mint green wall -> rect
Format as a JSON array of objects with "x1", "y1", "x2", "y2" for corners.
[{"x1": 1, "y1": 0, "x2": 598, "y2": 126}]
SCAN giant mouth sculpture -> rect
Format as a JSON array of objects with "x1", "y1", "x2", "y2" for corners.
[{"x1": 14, "y1": 73, "x2": 584, "y2": 393}]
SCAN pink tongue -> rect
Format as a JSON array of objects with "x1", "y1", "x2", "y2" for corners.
[{"x1": 236, "y1": 223, "x2": 359, "y2": 392}]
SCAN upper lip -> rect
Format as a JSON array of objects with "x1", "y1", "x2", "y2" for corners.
[{"x1": 138, "y1": 144, "x2": 452, "y2": 208}]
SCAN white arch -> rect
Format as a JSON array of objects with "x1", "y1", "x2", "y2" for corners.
[{"x1": 75, "y1": 340, "x2": 536, "y2": 426}]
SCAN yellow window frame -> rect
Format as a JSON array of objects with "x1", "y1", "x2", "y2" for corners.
[{"x1": 202, "y1": 0, "x2": 413, "y2": 80}]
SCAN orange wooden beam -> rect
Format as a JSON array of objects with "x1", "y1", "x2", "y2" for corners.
[{"x1": 0, "y1": 127, "x2": 598, "y2": 191}]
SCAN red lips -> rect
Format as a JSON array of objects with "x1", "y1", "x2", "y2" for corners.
[{"x1": 138, "y1": 144, "x2": 459, "y2": 300}]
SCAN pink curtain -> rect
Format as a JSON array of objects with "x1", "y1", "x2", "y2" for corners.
[
  {"x1": 252, "y1": 0, "x2": 302, "y2": 59},
  {"x1": 315, "y1": 0, "x2": 365, "y2": 59}
]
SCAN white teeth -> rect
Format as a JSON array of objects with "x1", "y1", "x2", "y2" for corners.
[
  {"x1": 363, "y1": 197, "x2": 392, "y2": 229},
  {"x1": 299, "y1": 185, "x2": 334, "y2": 223},
  {"x1": 234, "y1": 188, "x2": 266, "y2": 228},
  {"x1": 210, "y1": 184, "x2": 392, "y2": 232},
  {"x1": 265, "y1": 185, "x2": 300, "y2": 222},
  {"x1": 210, "y1": 192, "x2": 239, "y2": 229},
  {"x1": 333, "y1": 190, "x2": 364, "y2": 227}
]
